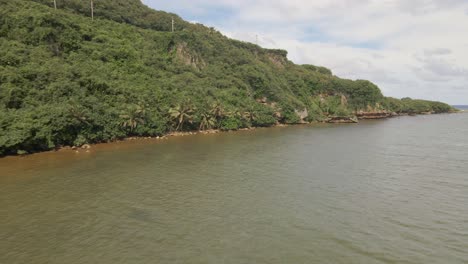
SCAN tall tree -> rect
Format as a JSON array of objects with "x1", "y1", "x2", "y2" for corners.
[
  {"x1": 199, "y1": 112, "x2": 216, "y2": 131},
  {"x1": 209, "y1": 102, "x2": 225, "y2": 126},
  {"x1": 168, "y1": 102, "x2": 195, "y2": 131},
  {"x1": 53, "y1": 0, "x2": 57, "y2": 10},
  {"x1": 120, "y1": 105, "x2": 146, "y2": 133}
]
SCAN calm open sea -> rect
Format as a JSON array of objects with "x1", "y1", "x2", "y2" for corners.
[{"x1": 454, "y1": 105, "x2": 468, "y2": 110}]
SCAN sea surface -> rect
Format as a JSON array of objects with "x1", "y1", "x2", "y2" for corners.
[
  {"x1": 1, "y1": 113, "x2": 468, "y2": 264},
  {"x1": 454, "y1": 105, "x2": 468, "y2": 111}
]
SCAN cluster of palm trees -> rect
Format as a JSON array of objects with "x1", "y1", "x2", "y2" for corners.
[
  {"x1": 52, "y1": 0, "x2": 95, "y2": 21},
  {"x1": 168, "y1": 101, "x2": 260, "y2": 132},
  {"x1": 117, "y1": 100, "x2": 265, "y2": 133},
  {"x1": 168, "y1": 101, "x2": 225, "y2": 131}
]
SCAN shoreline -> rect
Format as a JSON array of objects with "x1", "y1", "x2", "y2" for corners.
[
  {"x1": 1, "y1": 111, "x2": 459, "y2": 158},
  {"x1": 58, "y1": 125, "x2": 293, "y2": 153}
]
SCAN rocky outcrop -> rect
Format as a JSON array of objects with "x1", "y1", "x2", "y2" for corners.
[
  {"x1": 267, "y1": 54, "x2": 287, "y2": 69},
  {"x1": 326, "y1": 116, "x2": 359, "y2": 123},
  {"x1": 171, "y1": 42, "x2": 206, "y2": 69},
  {"x1": 81, "y1": 144, "x2": 92, "y2": 149},
  {"x1": 356, "y1": 110, "x2": 397, "y2": 119},
  {"x1": 295, "y1": 109, "x2": 309, "y2": 123},
  {"x1": 265, "y1": 49, "x2": 288, "y2": 69},
  {"x1": 256, "y1": 97, "x2": 268, "y2": 104}
]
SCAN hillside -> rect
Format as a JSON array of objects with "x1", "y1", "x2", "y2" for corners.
[{"x1": 0, "y1": 0, "x2": 455, "y2": 155}]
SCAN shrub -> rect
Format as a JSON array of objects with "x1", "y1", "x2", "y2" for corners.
[{"x1": 220, "y1": 116, "x2": 242, "y2": 131}]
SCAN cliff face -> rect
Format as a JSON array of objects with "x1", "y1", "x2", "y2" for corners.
[{"x1": 0, "y1": 0, "x2": 455, "y2": 155}]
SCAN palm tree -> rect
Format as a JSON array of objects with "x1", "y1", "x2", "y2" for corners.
[
  {"x1": 228, "y1": 109, "x2": 243, "y2": 119},
  {"x1": 199, "y1": 112, "x2": 216, "y2": 131},
  {"x1": 168, "y1": 101, "x2": 195, "y2": 131},
  {"x1": 242, "y1": 105, "x2": 258, "y2": 127},
  {"x1": 120, "y1": 105, "x2": 146, "y2": 132},
  {"x1": 209, "y1": 102, "x2": 225, "y2": 125},
  {"x1": 69, "y1": 105, "x2": 90, "y2": 125},
  {"x1": 243, "y1": 110, "x2": 256, "y2": 126}
]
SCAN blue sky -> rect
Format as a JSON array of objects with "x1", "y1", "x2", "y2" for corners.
[{"x1": 144, "y1": 0, "x2": 468, "y2": 104}]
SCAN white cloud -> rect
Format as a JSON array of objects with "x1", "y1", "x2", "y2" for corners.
[
  {"x1": 144, "y1": 0, "x2": 468, "y2": 104},
  {"x1": 424, "y1": 48, "x2": 452, "y2": 56}
]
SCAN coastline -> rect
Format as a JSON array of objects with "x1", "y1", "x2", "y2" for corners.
[
  {"x1": 1, "y1": 111, "x2": 460, "y2": 159},
  {"x1": 55, "y1": 125, "x2": 291, "y2": 154}
]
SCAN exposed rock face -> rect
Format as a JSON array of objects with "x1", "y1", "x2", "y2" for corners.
[
  {"x1": 326, "y1": 116, "x2": 359, "y2": 123},
  {"x1": 257, "y1": 97, "x2": 268, "y2": 104},
  {"x1": 340, "y1": 95, "x2": 348, "y2": 106},
  {"x1": 319, "y1": 94, "x2": 327, "y2": 103},
  {"x1": 295, "y1": 108, "x2": 309, "y2": 123},
  {"x1": 267, "y1": 54, "x2": 287, "y2": 69},
  {"x1": 172, "y1": 42, "x2": 206, "y2": 69},
  {"x1": 356, "y1": 110, "x2": 397, "y2": 119}
]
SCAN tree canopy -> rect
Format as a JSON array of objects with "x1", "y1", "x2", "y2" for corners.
[{"x1": 0, "y1": 0, "x2": 454, "y2": 155}]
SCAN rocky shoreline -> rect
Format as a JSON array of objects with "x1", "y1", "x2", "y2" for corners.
[
  {"x1": 356, "y1": 110, "x2": 398, "y2": 119},
  {"x1": 6, "y1": 111, "x2": 458, "y2": 156},
  {"x1": 325, "y1": 110, "x2": 396, "y2": 123},
  {"x1": 56, "y1": 128, "x2": 256, "y2": 153},
  {"x1": 72, "y1": 111, "x2": 438, "y2": 150},
  {"x1": 326, "y1": 116, "x2": 359, "y2": 123},
  {"x1": 325, "y1": 109, "x2": 460, "y2": 124}
]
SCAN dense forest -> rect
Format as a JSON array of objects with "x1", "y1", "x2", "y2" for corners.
[{"x1": 0, "y1": 0, "x2": 455, "y2": 155}]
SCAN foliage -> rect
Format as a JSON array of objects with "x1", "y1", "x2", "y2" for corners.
[
  {"x1": 383, "y1": 97, "x2": 453, "y2": 114},
  {"x1": 280, "y1": 104, "x2": 301, "y2": 124},
  {"x1": 220, "y1": 116, "x2": 242, "y2": 131},
  {"x1": 0, "y1": 0, "x2": 455, "y2": 155}
]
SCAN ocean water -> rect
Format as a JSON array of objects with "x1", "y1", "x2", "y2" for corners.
[
  {"x1": 454, "y1": 105, "x2": 468, "y2": 110},
  {"x1": 1, "y1": 113, "x2": 468, "y2": 264}
]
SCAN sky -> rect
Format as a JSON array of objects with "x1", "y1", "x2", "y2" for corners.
[{"x1": 143, "y1": 0, "x2": 468, "y2": 104}]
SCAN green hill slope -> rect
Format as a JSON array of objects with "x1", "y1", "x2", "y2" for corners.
[{"x1": 0, "y1": 0, "x2": 454, "y2": 155}]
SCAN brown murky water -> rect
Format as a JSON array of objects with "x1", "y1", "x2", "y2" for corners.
[{"x1": 1, "y1": 114, "x2": 468, "y2": 264}]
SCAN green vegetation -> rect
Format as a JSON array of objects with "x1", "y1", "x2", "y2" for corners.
[
  {"x1": 382, "y1": 97, "x2": 454, "y2": 114},
  {"x1": 0, "y1": 0, "x2": 455, "y2": 155}
]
